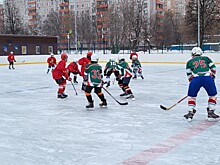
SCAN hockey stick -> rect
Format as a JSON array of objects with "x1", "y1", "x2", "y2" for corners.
[
  {"x1": 160, "y1": 95, "x2": 188, "y2": 110},
  {"x1": 70, "y1": 81, "x2": 78, "y2": 95},
  {"x1": 103, "y1": 87, "x2": 128, "y2": 105}
]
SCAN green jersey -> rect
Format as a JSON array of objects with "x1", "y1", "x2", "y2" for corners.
[
  {"x1": 131, "y1": 59, "x2": 142, "y2": 70},
  {"x1": 117, "y1": 60, "x2": 132, "y2": 78},
  {"x1": 84, "y1": 63, "x2": 103, "y2": 87},
  {"x1": 186, "y1": 56, "x2": 216, "y2": 79},
  {"x1": 104, "y1": 60, "x2": 119, "y2": 74}
]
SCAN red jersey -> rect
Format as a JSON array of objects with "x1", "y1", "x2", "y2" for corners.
[
  {"x1": 67, "y1": 62, "x2": 81, "y2": 75},
  {"x1": 7, "y1": 54, "x2": 16, "y2": 62},
  {"x1": 130, "y1": 52, "x2": 138, "y2": 60},
  {"x1": 52, "y1": 60, "x2": 68, "y2": 80},
  {"x1": 47, "y1": 56, "x2": 57, "y2": 67},
  {"x1": 78, "y1": 57, "x2": 90, "y2": 76}
]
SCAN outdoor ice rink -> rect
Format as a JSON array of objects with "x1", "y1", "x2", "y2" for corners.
[{"x1": 0, "y1": 52, "x2": 220, "y2": 165}]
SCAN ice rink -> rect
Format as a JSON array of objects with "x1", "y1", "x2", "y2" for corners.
[{"x1": 0, "y1": 54, "x2": 220, "y2": 165}]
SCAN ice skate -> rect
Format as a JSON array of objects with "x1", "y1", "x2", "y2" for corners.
[
  {"x1": 57, "y1": 93, "x2": 68, "y2": 99},
  {"x1": 141, "y1": 76, "x2": 144, "y2": 79},
  {"x1": 106, "y1": 81, "x2": 110, "y2": 87},
  {"x1": 74, "y1": 80, "x2": 78, "y2": 84},
  {"x1": 207, "y1": 108, "x2": 219, "y2": 121},
  {"x1": 126, "y1": 94, "x2": 135, "y2": 100},
  {"x1": 132, "y1": 75, "x2": 137, "y2": 79},
  {"x1": 99, "y1": 99, "x2": 107, "y2": 108},
  {"x1": 120, "y1": 92, "x2": 129, "y2": 97},
  {"x1": 183, "y1": 109, "x2": 196, "y2": 121},
  {"x1": 62, "y1": 93, "x2": 68, "y2": 98},
  {"x1": 86, "y1": 101, "x2": 94, "y2": 109}
]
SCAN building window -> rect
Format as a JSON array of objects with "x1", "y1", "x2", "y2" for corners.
[
  {"x1": 48, "y1": 46, "x2": 53, "y2": 54},
  {"x1": 36, "y1": 46, "x2": 40, "y2": 54},
  {"x1": 22, "y1": 46, "x2": 27, "y2": 54}
]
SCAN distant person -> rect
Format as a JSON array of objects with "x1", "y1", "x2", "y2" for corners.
[
  {"x1": 52, "y1": 53, "x2": 72, "y2": 99},
  {"x1": 131, "y1": 55, "x2": 144, "y2": 79},
  {"x1": 67, "y1": 59, "x2": 81, "y2": 83},
  {"x1": 83, "y1": 54, "x2": 107, "y2": 109},
  {"x1": 184, "y1": 47, "x2": 219, "y2": 120},
  {"x1": 47, "y1": 53, "x2": 57, "y2": 74},
  {"x1": 7, "y1": 51, "x2": 16, "y2": 69},
  {"x1": 78, "y1": 51, "x2": 92, "y2": 90}
]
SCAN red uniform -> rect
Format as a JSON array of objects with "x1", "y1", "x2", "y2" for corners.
[
  {"x1": 52, "y1": 59, "x2": 69, "y2": 95},
  {"x1": 7, "y1": 53, "x2": 16, "y2": 62},
  {"x1": 7, "y1": 52, "x2": 16, "y2": 69},
  {"x1": 78, "y1": 57, "x2": 90, "y2": 76},
  {"x1": 67, "y1": 62, "x2": 81, "y2": 75},
  {"x1": 52, "y1": 60, "x2": 68, "y2": 80},
  {"x1": 47, "y1": 56, "x2": 57, "y2": 67},
  {"x1": 129, "y1": 52, "x2": 138, "y2": 60}
]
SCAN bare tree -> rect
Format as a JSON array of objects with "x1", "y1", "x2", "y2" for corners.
[
  {"x1": 120, "y1": 0, "x2": 145, "y2": 51},
  {"x1": 4, "y1": 0, "x2": 24, "y2": 34},
  {"x1": 184, "y1": 0, "x2": 220, "y2": 47},
  {"x1": 42, "y1": 12, "x2": 62, "y2": 36}
]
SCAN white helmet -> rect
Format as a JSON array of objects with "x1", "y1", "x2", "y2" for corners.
[
  {"x1": 132, "y1": 55, "x2": 138, "y2": 60},
  {"x1": 191, "y1": 47, "x2": 202, "y2": 56},
  {"x1": 91, "y1": 54, "x2": 99, "y2": 62},
  {"x1": 10, "y1": 51, "x2": 13, "y2": 54}
]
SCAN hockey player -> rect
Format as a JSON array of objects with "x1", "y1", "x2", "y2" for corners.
[
  {"x1": 83, "y1": 54, "x2": 107, "y2": 109},
  {"x1": 52, "y1": 53, "x2": 72, "y2": 99},
  {"x1": 47, "y1": 53, "x2": 57, "y2": 74},
  {"x1": 7, "y1": 51, "x2": 16, "y2": 69},
  {"x1": 67, "y1": 59, "x2": 81, "y2": 83},
  {"x1": 78, "y1": 51, "x2": 92, "y2": 90},
  {"x1": 103, "y1": 57, "x2": 120, "y2": 87},
  {"x1": 184, "y1": 47, "x2": 219, "y2": 120},
  {"x1": 116, "y1": 55, "x2": 135, "y2": 100},
  {"x1": 131, "y1": 55, "x2": 144, "y2": 79}
]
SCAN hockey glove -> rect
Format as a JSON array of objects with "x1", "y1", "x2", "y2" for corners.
[{"x1": 67, "y1": 77, "x2": 72, "y2": 81}]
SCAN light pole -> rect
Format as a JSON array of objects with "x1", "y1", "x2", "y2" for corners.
[
  {"x1": 67, "y1": 33, "x2": 70, "y2": 53},
  {"x1": 197, "y1": 0, "x2": 200, "y2": 47},
  {"x1": 74, "y1": 0, "x2": 78, "y2": 53}
]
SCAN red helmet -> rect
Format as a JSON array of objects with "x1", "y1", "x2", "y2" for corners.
[
  {"x1": 87, "y1": 51, "x2": 92, "y2": 57},
  {"x1": 61, "y1": 53, "x2": 68, "y2": 60}
]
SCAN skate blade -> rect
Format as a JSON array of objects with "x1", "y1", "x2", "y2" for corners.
[
  {"x1": 86, "y1": 108, "x2": 95, "y2": 111},
  {"x1": 126, "y1": 97, "x2": 136, "y2": 101},
  {"x1": 100, "y1": 106, "x2": 108, "y2": 108},
  {"x1": 207, "y1": 118, "x2": 220, "y2": 122}
]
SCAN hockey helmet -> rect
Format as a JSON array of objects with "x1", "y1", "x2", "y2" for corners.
[
  {"x1": 191, "y1": 47, "x2": 202, "y2": 56},
  {"x1": 87, "y1": 51, "x2": 93, "y2": 57},
  {"x1": 91, "y1": 54, "x2": 99, "y2": 62},
  {"x1": 10, "y1": 51, "x2": 13, "y2": 54},
  {"x1": 132, "y1": 55, "x2": 138, "y2": 60},
  {"x1": 61, "y1": 53, "x2": 68, "y2": 60}
]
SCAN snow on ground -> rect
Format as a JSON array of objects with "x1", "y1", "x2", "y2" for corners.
[{"x1": 0, "y1": 51, "x2": 220, "y2": 165}]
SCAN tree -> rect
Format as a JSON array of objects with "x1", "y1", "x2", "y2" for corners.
[
  {"x1": 4, "y1": 0, "x2": 24, "y2": 34},
  {"x1": 185, "y1": 0, "x2": 220, "y2": 47}
]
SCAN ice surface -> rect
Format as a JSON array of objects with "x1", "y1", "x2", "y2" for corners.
[{"x1": 0, "y1": 55, "x2": 220, "y2": 165}]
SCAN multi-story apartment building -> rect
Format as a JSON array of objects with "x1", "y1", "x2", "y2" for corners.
[{"x1": 0, "y1": 3, "x2": 4, "y2": 33}]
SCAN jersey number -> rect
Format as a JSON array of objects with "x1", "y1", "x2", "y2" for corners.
[
  {"x1": 91, "y1": 70, "x2": 101, "y2": 79},
  {"x1": 193, "y1": 60, "x2": 207, "y2": 69}
]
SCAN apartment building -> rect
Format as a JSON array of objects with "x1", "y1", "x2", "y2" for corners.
[{"x1": 0, "y1": 3, "x2": 4, "y2": 33}]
